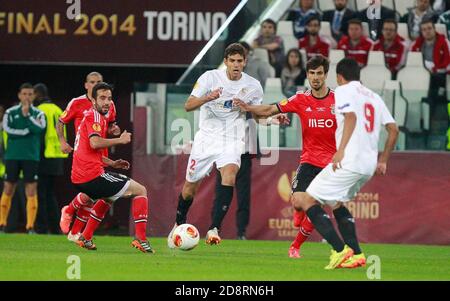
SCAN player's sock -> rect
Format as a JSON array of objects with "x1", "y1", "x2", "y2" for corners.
[
  {"x1": 176, "y1": 193, "x2": 193, "y2": 225},
  {"x1": 25, "y1": 195, "x2": 38, "y2": 230},
  {"x1": 67, "y1": 193, "x2": 91, "y2": 216},
  {"x1": 210, "y1": 184, "x2": 233, "y2": 230},
  {"x1": 306, "y1": 204, "x2": 345, "y2": 252},
  {"x1": 333, "y1": 206, "x2": 362, "y2": 255},
  {"x1": 70, "y1": 206, "x2": 92, "y2": 235},
  {"x1": 82, "y1": 200, "x2": 110, "y2": 240},
  {"x1": 132, "y1": 196, "x2": 148, "y2": 241},
  {"x1": 0, "y1": 193, "x2": 13, "y2": 226},
  {"x1": 291, "y1": 214, "x2": 315, "y2": 249}
]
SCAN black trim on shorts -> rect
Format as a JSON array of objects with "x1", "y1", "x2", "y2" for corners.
[
  {"x1": 74, "y1": 172, "x2": 130, "y2": 200},
  {"x1": 4, "y1": 160, "x2": 39, "y2": 183},
  {"x1": 291, "y1": 163, "x2": 324, "y2": 193}
]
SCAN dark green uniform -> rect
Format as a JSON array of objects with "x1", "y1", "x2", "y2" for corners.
[{"x1": 3, "y1": 104, "x2": 46, "y2": 182}]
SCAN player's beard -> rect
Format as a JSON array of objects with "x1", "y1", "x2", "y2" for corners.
[
  {"x1": 95, "y1": 104, "x2": 109, "y2": 115},
  {"x1": 311, "y1": 82, "x2": 323, "y2": 92}
]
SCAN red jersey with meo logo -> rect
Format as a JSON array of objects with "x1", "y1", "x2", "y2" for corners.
[
  {"x1": 276, "y1": 89, "x2": 336, "y2": 168},
  {"x1": 71, "y1": 109, "x2": 109, "y2": 184}
]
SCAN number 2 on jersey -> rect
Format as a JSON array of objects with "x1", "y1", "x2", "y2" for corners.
[{"x1": 364, "y1": 103, "x2": 375, "y2": 133}]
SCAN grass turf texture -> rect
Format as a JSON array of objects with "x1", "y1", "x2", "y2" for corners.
[{"x1": 0, "y1": 234, "x2": 448, "y2": 280}]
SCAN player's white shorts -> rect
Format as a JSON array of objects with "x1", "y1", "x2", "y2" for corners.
[
  {"x1": 306, "y1": 163, "x2": 372, "y2": 207},
  {"x1": 185, "y1": 132, "x2": 244, "y2": 183}
]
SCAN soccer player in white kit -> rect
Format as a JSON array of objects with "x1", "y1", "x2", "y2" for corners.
[
  {"x1": 297, "y1": 58, "x2": 399, "y2": 269},
  {"x1": 168, "y1": 43, "x2": 282, "y2": 246}
]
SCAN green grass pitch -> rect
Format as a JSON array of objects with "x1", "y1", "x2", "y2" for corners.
[{"x1": 0, "y1": 234, "x2": 448, "y2": 281}]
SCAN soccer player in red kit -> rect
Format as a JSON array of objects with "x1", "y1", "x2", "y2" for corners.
[
  {"x1": 233, "y1": 56, "x2": 336, "y2": 258},
  {"x1": 72, "y1": 82, "x2": 153, "y2": 253},
  {"x1": 56, "y1": 72, "x2": 120, "y2": 242}
]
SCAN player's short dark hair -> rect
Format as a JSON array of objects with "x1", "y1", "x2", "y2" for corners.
[
  {"x1": 336, "y1": 58, "x2": 360, "y2": 81},
  {"x1": 92, "y1": 82, "x2": 113, "y2": 100},
  {"x1": 19, "y1": 82, "x2": 33, "y2": 92},
  {"x1": 306, "y1": 55, "x2": 330, "y2": 74},
  {"x1": 420, "y1": 18, "x2": 435, "y2": 29},
  {"x1": 239, "y1": 41, "x2": 251, "y2": 52},
  {"x1": 383, "y1": 18, "x2": 398, "y2": 31},
  {"x1": 348, "y1": 18, "x2": 362, "y2": 28},
  {"x1": 262, "y1": 18, "x2": 277, "y2": 32},
  {"x1": 305, "y1": 15, "x2": 321, "y2": 26},
  {"x1": 33, "y1": 83, "x2": 49, "y2": 98},
  {"x1": 224, "y1": 43, "x2": 246, "y2": 59}
]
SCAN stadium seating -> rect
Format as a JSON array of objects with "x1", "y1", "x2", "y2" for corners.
[
  {"x1": 361, "y1": 51, "x2": 392, "y2": 94},
  {"x1": 435, "y1": 23, "x2": 448, "y2": 39},
  {"x1": 285, "y1": 113, "x2": 302, "y2": 148},
  {"x1": 362, "y1": 22, "x2": 370, "y2": 37},
  {"x1": 263, "y1": 78, "x2": 284, "y2": 105},
  {"x1": 329, "y1": 49, "x2": 345, "y2": 64},
  {"x1": 394, "y1": 0, "x2": 415, "y2": 17},
  {"x1": 396, "y1": 52, "x2": 430, "y2": 133},
  {"x1": 320, "y1": 21, "x2": 337, "y2": 48},
  {"x1": 397, "y1": 22, "x2": 410, "y2": 42},
  {"x1": 380, "y1": 80, "x2": 406, "y2": 150},
  {"x1": 299, "y1": 48, "x2": 307, "y2": 68},
  {"x1": 278, "y1": 21, "x2": 299, "y2": 54},
  {"x1": 253, "y1": 48, "x2": 270, "y2": 63},
  {"x1": 317, "y1": 0, "x2": 336, "y2": 12}
]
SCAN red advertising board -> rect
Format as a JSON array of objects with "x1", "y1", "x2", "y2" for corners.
[{"x1": 0, "y1": 0, "x2": 239, "y2": 65}]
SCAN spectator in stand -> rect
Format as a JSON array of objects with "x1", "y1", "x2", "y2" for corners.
[
  {"x1": 338, "y1": 19, "x2": 373, "y2": 67},
  {"x1": 240, "y1": 41, "x2": 272, "y2": 90},
  {"x1": 322, "y1": 0, "x2": 356, "y2": 42},
  {"x1": 281, "y1": 48, "x2": 307, "y2": 98},
  {"x1": 357, "y1": 0, "x2": 397, "y2": 41},
  {"x1": 299, "y1": 15, "x2": 333, "y2": 60},
  {"x1": 411, "y1": 19, "x2": 450, "y2": 117},
  {"x1": 401, "y1": 0, "x2": 439, "y2": 41},
  {"x1": 438, "y1": 9, "x2": 450, "y2": 38},
  {"x1": 252, "y1": 19, "x2": 285, "y2": 77},
  {"x1": 431, "y1": 0, "x2": 450, "y2": 15},
  {"x1": 372, "y1": 19, "x2": 408, "y2": 78},
  {"x1": 286, "y1": 0, "x2": 321, "y2": 40}
]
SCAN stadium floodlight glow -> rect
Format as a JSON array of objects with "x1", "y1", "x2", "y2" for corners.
[{"x1": 176, "y1": 0, "x2": 249, "y2": 85}]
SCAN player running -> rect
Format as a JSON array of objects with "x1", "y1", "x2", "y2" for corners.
[
  {"x1": 296, "y1": 58, "x2": 398, "y2": 269},
  {"x1": 72, "y1": 82, "x2": 153, "y2": 253},
  {"x1": 233, "y1": 55, "x2": 336, "y2": 258},
  {"x1": 57, "y1": 72, "x2": 120, "y2": 242},
  {"x1": 167, "y1": 43, "x2": 286, "y2": 246}
]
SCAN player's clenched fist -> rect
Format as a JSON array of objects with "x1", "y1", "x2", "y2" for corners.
[
  {"x1": 205, "y1": 88, "x2": 222, "y2": 102},
  {"x1": 232, "y1": 98, "x2": 249, "y2": 111},
  {"x1": 119, "y1": 130, "x2": 132, "y2": 144}
]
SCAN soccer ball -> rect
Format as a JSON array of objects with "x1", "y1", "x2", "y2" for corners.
[{"x1": 172, "y1": 224, "x2": 200, "y2": 251}]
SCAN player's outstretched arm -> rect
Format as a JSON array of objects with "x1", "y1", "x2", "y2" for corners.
[
  {"x1": 376, "y1": 122, "x2": 399, "y2": 175},
  {"x1": 233, "y1": 99, "x2": 278, "y2": 117},
  {"x1": 90, "y1": 130, "x2": 131, "y2": 150},
  {"x1": 56, "y1": 120, "x2": 73, "y2": 154},
  {"x1": 185, "y1": 88, "x2": 221, "y2": 112}
]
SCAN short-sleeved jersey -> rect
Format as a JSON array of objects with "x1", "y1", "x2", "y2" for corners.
[
  {"x1": 191, "y1": 69, "x2": 263, "y2": 142},
  {"x1": 59, "y1": 94, "x2": 116, "y2": 135},
  {"x1": 277, "y1": 89, "x2": 336, "y2": 168},
  {"x1": 334, "y1": 81, "x2": 395, "y2": 175},
  {"x1": 71, "y1": 109, "x2": 108, "y2": 184}
]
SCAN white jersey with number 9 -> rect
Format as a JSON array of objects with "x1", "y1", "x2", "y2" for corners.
[{"x1": 334, "y1": 81, "x2": 395, "y2": 175}]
